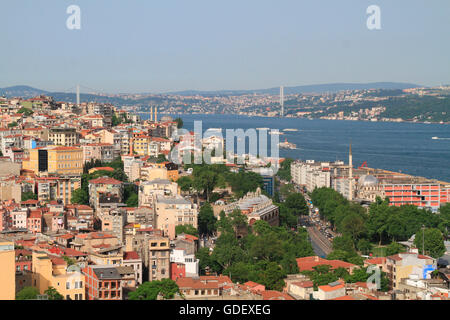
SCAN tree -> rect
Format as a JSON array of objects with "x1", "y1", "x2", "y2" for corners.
[
  {"x1": 414, "y1": 228, "x2": 446, "y2": 259},
  {"x1": 279, "y1": 184, "x2": 295, "y2": 199},
  {"x1": 332, "y1": 234, "x2": 356, "y2": 253},
  {"x1": 196, "y1": 247, "x2": 221, "y2": 275},
  {"x1": 259, "y1": 262, "x2": 286, "y2": 291},
  {"x1": 175, "y1": 117, "x2": 183, "y2": 128},
  {"x1": 44, "y1": 286, "x2": 63, "y2": 300},
  {"x1": 357, "y1": 239, "x2": 373, "y2": 255},
  {"x1": 62, "y1": 256, "x2": 76, "y2": 266},
  {"x1": 175, "y1": 224, "x2": 199, "y2": 237},
  {"x1": 249, "y1": 232, "x2": 284, "y2": 261},
  {"x1": 71, "y1": 188, "x2": 89, "y2": 205},
  {"x1": 16, "y1": 287, "x2": 39, "y2": 300},
  {"x1": 284, "y1": 193, "x2": 309, "y2": 216},
  {"x1": 177, "y1": 176, "x2": 193, "y2": 192},
  {"x1": 128, "y1": 279, "x2": 179, "y2": 300},
  {"x1": 18, "y1": 107, "x2": 34, "y2": 116},
  {"x1": 198, "y1": 202, "x2": 217, "y2": 236},
  {"x1": 340, "y1": 213, "x2": 366, "y2": 241},
  {"x1": 125, "y1": 193, "x2": 138, "y2": 207},
  {"x1": 277, "y1": 158, "x2": 293, "y2": 181},
  {"x1": 124, "y1": 184, "x2": 138, "y2": 207},
  {"x1": 8, "y1": 121, "x2": 18, "y2": 128},
  {"x1": 385, "y1": 242, "x2": 404, "y2": 256},
  {"x1": 112, "y1": 113, "x2": 121, "y2": 126},
  {"x1": 21, "y1": 191, "x2": 37, "y2": 202}
]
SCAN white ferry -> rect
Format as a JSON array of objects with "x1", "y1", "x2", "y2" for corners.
[{"x1": 278, "y1": 138, "x2": 296, "y2": 149}]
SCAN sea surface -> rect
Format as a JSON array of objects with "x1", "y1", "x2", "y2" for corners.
[{"x1": 146, "y1": 114, "x2": 450, "y2": 182}]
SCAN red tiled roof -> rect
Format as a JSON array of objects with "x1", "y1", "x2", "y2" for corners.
[
  {"x1": 176, "y1": 277, "x2": 219, "y2": 290},
  {"x1": 260, "y1": 290, "x2": 294, "y2": 300},
  {"x1": 57, "y1": 234, "x2": 75, "y2": 240},
  {"x1": 89, "y1": 177, "x2": 122, "y2": 185},
  {"x1": 21, "y1": 199, "x2": 39, "y2": 205},
  {"x1": 319, "y1": 281, "x2": 345, "y2": 292},
  {"x1": 332, "y1": 295, "x2": 355, "y2": 300},
  {"x1": 64, "y1": 248, "x2": 87, "y2": 257},
  {"x1": 296, "y1": 256, "x2": 356, "y2": 272},
  {"x1": 124, "y1": 251, "x2": 140, "y2": 260},
  {"x1": 364, "y1": 257, "x2": 386, "y2": 265},
  {"x1": 244, "y1": 281, "x2": 263, "y2": 288}
]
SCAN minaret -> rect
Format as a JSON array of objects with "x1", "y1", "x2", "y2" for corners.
[
  {"x1": 150, "y1": 106, "x2": 153, "y2": 122},
  {"x1": 155, "y1": 106, "x2": 158, "y2": 123},
  {"x1": 349, "y1": 142, "x2": 353, "y2": 201}
]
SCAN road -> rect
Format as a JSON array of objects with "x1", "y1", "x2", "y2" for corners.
[{"x1": 298, "y1": 193, "x2": 334, "y2": 257}]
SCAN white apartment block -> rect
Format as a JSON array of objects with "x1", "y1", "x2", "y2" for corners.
[{"x1": 291, "y1": 160, "x2": 331, "y2": 192}]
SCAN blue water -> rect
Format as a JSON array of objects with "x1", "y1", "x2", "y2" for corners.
[{"x1": 155, "y1": 114, "x2": 450, "y2": 182}]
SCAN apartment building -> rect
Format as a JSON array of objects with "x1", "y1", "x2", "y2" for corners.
[
  {"x1": 138, "y1": 178, "x2": 179, "y2": 207},
  {"x1": 0, "y1": 239, "x2": 15, "y2": 300},
  {"x1": 291, "y1": 160, "x2": 332, "y2": 192},
  {"x1": 170, "y1": 248, "x2": 199, "y2": 280},
  {"x1": 155, "y1": 195, "x2": 198, "y2": 240},
  {"x1": 101, "y1": 208, "x2": 127, "y2": 244},
  {"x1": 84, "y1": 265, "x2": 123, "y2": 300},
  {"x1": 385, "y1": 252, "x2": 436, "y2": 290},
  {"x1": 82, "y1": 143, "x2": 114, "y2": 163},
  {"x1": 123, "y1": 251, "x2": 143, "y2": 285},
  {"x1": 49, "y1": 126, "x2": 79, "y2": 146},
  {"x1": 88, "y1": 177, "x2": 123, "y2": 211},
  {"x1": 23, "y1": 146, "x2": 83, "y2": 175},
  {"x1": 148, "y1": 233, "x2": 170, "y2": 282},
  {"x1": 36, "y1": 176, "x2": 81, "y2": 205},
  {"x1": 31, "y1": 251, "x2": 85, "y2": 300}
]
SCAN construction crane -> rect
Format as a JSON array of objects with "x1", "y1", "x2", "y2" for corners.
[{"x1": 359, "y1": 161, "x2": 368, "y2": 169}]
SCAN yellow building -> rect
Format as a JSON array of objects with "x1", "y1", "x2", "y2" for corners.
[
  {"x1": 23, "y1": 146, "x2": 83, "y2": 175},
  {"x1": 132, "y1": 135, "x2": 150, "y2": 156},
  {"x1": 385, "y1": 252, "x2": 436, "y2": 289},
  {"x1": 31, "y1": 251, "x2": 85, "y2": 300},
  {"x1": 49, "y1": 127, "x2": 79, "y2": 146},
  {"x1": 0, "y1": 239, "x2": 15, "y2": 300}
]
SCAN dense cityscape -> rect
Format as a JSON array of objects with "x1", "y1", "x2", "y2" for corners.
[
  {"x1": 1, "y1": 2, "x2": 450, "y2": 314},
  {"x1": 0, "y1": 91, "x2": 448, "y2": 302}
]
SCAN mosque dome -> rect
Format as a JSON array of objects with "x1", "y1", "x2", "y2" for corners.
[{"x1": 358, "y1": 175, "x2": 378, "y2": 187}]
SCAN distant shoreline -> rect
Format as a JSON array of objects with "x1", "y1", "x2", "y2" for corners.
[{"x1": 140, "y1": 112, "x2": 450, "y2": 125}]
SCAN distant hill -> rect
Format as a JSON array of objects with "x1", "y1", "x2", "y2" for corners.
[
  {"x1": 1, "y1": 82, "x2": 421, "y2": 101},
  {"x1": 0, "y1": 85, "x2": 49, "y2": 98},
  {"x1": 0, "y1": 86, "x2": 132, "y2": 105},
  {"x1": 168, "y1": 82, "x2": 421, "y2": 96}
]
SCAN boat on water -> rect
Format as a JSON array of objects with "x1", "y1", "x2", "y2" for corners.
[
  {"x1": 269, "y1": 130, "x2": 284, "y2": 135},
  {"x1": 283, "y1": 128, "x2": 299, "y2": 132},
  {"x1": 432, "y1": 137, "x2": 439, "y2": 140},
  {"x1": 256, "y1": 127, "x2": 270, "y2": 130},
  {"x1": 278, "y1": 138, "x2": 296, "y2": 149}
]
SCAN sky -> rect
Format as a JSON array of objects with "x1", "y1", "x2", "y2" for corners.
[{"x1": 1, "y1": 0, "x2": 449, "y2": 93}]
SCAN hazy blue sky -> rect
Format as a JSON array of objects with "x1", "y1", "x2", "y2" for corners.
[{"x1": 1, "y1": 0, "x2": 449, "y2": 93}]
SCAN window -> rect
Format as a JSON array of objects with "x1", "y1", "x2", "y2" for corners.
[{"x1": 66, "y1": 282, "x2": 70, "y2": 289}]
